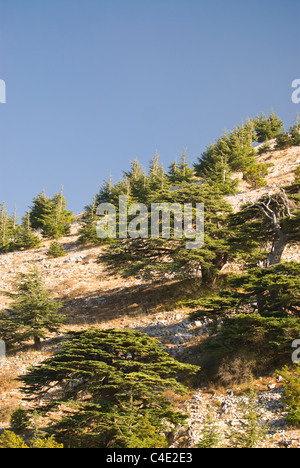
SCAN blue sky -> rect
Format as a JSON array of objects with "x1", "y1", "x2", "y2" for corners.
[{"x1": 0, "y1": 0, "x2": 299, "y2": 216}]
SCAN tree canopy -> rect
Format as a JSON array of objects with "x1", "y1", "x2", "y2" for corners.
[{"x1": 19, "y1": 328, "x2": 198, "y2": 448}]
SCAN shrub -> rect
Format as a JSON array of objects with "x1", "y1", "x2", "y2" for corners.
[
  {"x1": 10, "y1": 408, "x2": 30, "y2": 433},
  {"x1": 278, "y1": 365, "x2": 300, "y2": 427},
  {"x1": 46, "y1": 241, "x2": 66, "y2": 258}
]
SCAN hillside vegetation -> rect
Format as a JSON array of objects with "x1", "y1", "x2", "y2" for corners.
[{"x1": 0, "y1": 112, "x2": 300, "y2": 448}]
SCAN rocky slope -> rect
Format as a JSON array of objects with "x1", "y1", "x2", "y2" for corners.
[{"x1": 0, "y1": 146, "x2": 300, "y2": 447}]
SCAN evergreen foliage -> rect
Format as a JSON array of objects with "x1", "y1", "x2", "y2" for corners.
[
  {"x1": 46, "y1": 241, "x2": 66, "y2": 258},
  {"x1": 186, "y1": 263, "x2": 300, "y2": 379},
  {"x1": 0, "y1": 431, "x2": 63, "y2": 448},
  {"x1": 253, "y1": 111, "x2": 284, "y2": 143},
  {"x1": 227, "y1": 382, "x2": 268, "y2": 448},
  {"x1": 196, "y1": 405, "x2": 221, "y2": 448},
  {"x1": 242, "y1": 163, "x2": 272, "y2": 189},
  {"x1": 40, "y1": 187, "x2": 73, "y2": 239},
  {"x1": 99, "y1": 184, "x2": 233, "y2": 284},
  {"x1": 168, "y1": 150, "x2": 195, "y2": 184},
  {"x1": 28, "y1": 187, "x2": 73, "y2": 239},
  {"x1": 0, "y1": 268, "x2": 65, "y2": 349},
  {"x1": 19, "y1": 328, "x2": 198, "y2": 448},
  {"x1": 278, "y1": 364, "x2": 300, "y2": 427},
  {"x1": 194, "y1": 120, "x2": 257, "y2": 192}
]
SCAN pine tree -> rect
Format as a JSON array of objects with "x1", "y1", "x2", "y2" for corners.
[
  {"x1": 0, "y1": 202, "x2": 14, "y2": 252},
  {"x1": 194, "y1": 120, "x2": 257, "y2": 193},
  {"x1": 227, "y1": 187, "x2": 300, "y2": 268},
  {"x1": 123, "y1": 158, "x2": 148, "y2": 202},
  {"x1": 78, "y1": 196, "x2": 103, "y2": 245},
  {"x1": 29, "y1": 190, "x2": 53, "y2": 229},
  {"x1": 19, "y1": 328, "x2": 198, "y2": 448},
  {"x1": 197, "y1": 405, "x2": 222, "y2": 448},
  {"x1": 168, "y1": 149, "x2": 194, "y2": 184},
  {"x1": 11, "y1": 212, "x2": 41, "y2": 251},
  {"x1": 41, "y1": 187, "x2": 73, "y2": 239},
  {"x1": 227, "y1": 381, "x2": 268, "y2": 448},
  {"x1": 253, "y1": 111, "x2": 284, "y2": 143},
  {"x1": 148, "y1": 152, "x2": 169, "y2": 193},
  {"x1": 100, "y1": 183, "x2": 233, "y2": 285},
  {"x1": 275, "y1": 130, "x2": 293, "y2": 150},
  {"x1": 46, "y1": 241, "x2": 66, "y2": 258},
  {"x1": 278, "y1": 365, "x2": 300, "y2": 427},
  {"x1": 189, "y1": 262, "x2": 300, "y2": 320},
  {"x1": 0, "y1": 268, "x2": 65, "y2": 349},
  {"x1": 290, "y1": 114, "x2": 300, "y2": 146},
  {"x1": 242, "y1": 163, "x2": 271, "y2": 189}
]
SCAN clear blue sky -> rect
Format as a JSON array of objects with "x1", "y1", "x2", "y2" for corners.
[{"x1": 0, "y1": 0, "x2": 299, "y2": 216}]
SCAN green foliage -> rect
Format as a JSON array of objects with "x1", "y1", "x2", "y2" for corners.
[
  {"x1": 0, "y1": 268, "x2": 65, "y2": 349},
  {"x1": 290, "y1": 114, "x2": 300, "y2": 147},
  {"x1": 242, "y1": 163, "x2": 271, "y2": 189},
  {"x1": 227, "y1": 382, "x2": 268, "y2": 448},
  {"x1": 0, "y1": 431, "x2": 29, "y2": 448},
  {"x1": 275, "y1": 131, "x2": 293, "y2": 150},
  {"x1": 253, "y1": 111, "x2": 283, "y2": 143},
  {"x1": 99, "y1": 184, "x2": 233, "y2": 284},
  {"x1": 41, "y1": 188, "x2": 73, "y2": 239},
  {"x1": 0, "y1": 431, "x2": 63, "y2": 448},
  {"x1": 125, "y1": 414, "x2": 168, "y2": 448},
  {"x1": 46, "y1": 241, "x2": 66, "y2": 258},
  {"x1": 78, "y1": 196, "x2": 108, "y2": 246},
  {"x1": 257, "y1": 141, "x2": 272, "y2": 155},
  {"x1": 278, "y1": 365, "x2": 300, "y2": 427},
  {"x1": 194, "y1": 120, "x2": 257, "y2": 192},
  {"x1": 196, "y1": 405, "x2": 222, "y2": 448},
  {"x1": 188, "y1": 263, "x2": 300, "y2": 380},
  {"x1": 28, "y1": 188, "x2": 73, "y2": 239},
  {"x1": 200, "y1": 314, "x2": 300, "y2": 379},
  {"x1": 29, "y1": 191, "x2": 54, "y2": 229},
  {"x1": 168, "y1": 150, "x2": 195, "y2": 184},
  {"x1": 10, "y1": 407, "x2": 31, "y2": 433},
  {"x1": 229, "y1": 262, "x2": 300, "y2": 317},
  {"x1": 19, "y1": 328, "x2": 198, "y2": 448},
  {"x1": 189, "y1": 263, "x2": 300, "y2": 319},
  {"x1": 0, "y1": 202, "x2": 14, "y2": 252},
  {"x1": 0, "y1": 206, "x2": 41, "y2": 253},
  {"x1": 30, "y1": 436, "x2": 64, "y2": 448}
]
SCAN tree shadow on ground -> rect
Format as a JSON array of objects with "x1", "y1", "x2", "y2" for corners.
[{"x1": 62, "y1": 278, "x2": 203, "y2": 325}]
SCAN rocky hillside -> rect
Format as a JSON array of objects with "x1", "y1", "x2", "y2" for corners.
[
  {"x1": 226, "y1": 144, "x2": 300, "y2": 211},
  {"x1": 0, "y1": 145, "x2": 300, "y2": 447},
  {"x1": 225, "y1": 145, "x2": 300, "y2": 265}
]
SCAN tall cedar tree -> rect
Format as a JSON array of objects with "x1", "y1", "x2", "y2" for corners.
[
  {"x1": 29, "y1": 191, "x2": 54, "y2": 229},
  {"x1": 194, "y1": 120, "x2": 256, "y2": 193},
  {"x1": 100, "y1": 183, "x2": 233, "y2": 284},
  {"x1": 253, "y1": 111, "x2": 283, "y2": 143},
  {"x1": 19, "y1": 328, "x2": 198, "y2": 448},
  {"x1": 0, "y1": 201, "x2": 14, "y2": 252},
  {"x1": 168, "y1": 150, "x2": 195, "y2": 184},
  {"x1": 0, "y1": 268, "x2": 65, "y2": 349},
  {"x1": 29, "y1": 188, "x2": 73, "y2": 239},
  {"x1": 186, "y1": 263, "x2": 300, "y2": 378},
  {"x1": 41, "y1": 187, "x2": 73, "y2": 239},
  {"x1": 11, "y1": 212, "x2": 41, "y2": 251}
]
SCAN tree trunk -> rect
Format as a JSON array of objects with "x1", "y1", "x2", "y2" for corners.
[
  {"x1": 34, "y1": 336, "x2": 42, "y2": 351},
  {"x1": 264, "y1": 228, "x2": 287, "y2": 267}
]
